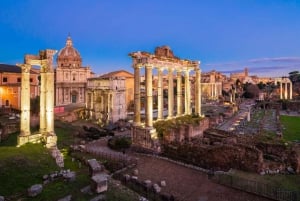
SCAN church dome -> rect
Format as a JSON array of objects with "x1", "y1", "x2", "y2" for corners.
[{"x1": 57, "y1": 36, "x2": 82, "y2": 68}]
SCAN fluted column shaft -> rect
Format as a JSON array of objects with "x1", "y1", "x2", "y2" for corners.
[
  {"x1": 157, "y1": 68, "x2": 163, "y2": 120},
  {"x1": 184, "y1": 70, "x2": 191, "y2": 114},
  {"x1": 168, "y1": 68, "x2": 174, "y2": 118},
  {"x1": 20, "y1": 64, "x2": 31, "y2": 136},
  {"x1": 290, "y1": 82, "x2": 293, "y2": 100},
  {"x1": 133, "y1": 67, "x2": 141, "y2": 126},
  {"x1": 39, "y1": 66, "x2": 46, "y2": 133},
  {"x1": 280, "y1": 82, "x2": 282, "y2": 99},
  {"x1": 176, "y1": 71, "x2": 182, "y2": 116},
  {"x1": 195, "y1": 69, "x2": 201, "y2": 116},
  {"x1": 45, "y1": 72, "x2": 55, "y2": 133},
  {"x1": 284, "y1": 82, "x2": 288, "y2": 99},
  {"x1": 145, "y1": 65, "x2": 153, "y2": 127}
]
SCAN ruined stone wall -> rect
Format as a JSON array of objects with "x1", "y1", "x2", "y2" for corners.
[
  {"x1": 163, "y1": 142, "x2": 264, "y2": 172},
  {"x1": 163, "y1": 118, "x2": 209, "y2": 143}
]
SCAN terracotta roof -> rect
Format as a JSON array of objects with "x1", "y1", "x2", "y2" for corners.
[
  {"x1": 0, "y1": 63, "x2": 39, "y2": 74},
  {"x1": 99, "y1": 70, "x2": 134, "y2": 78}
]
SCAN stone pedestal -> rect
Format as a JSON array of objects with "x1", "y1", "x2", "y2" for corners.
[
  {"x1": 17, "y1": 135, "x2": 29, "y2": 147},
  {"x1": 45, "y1": 134, "x2": 57, "y2": 148},
  {"x1": 132, "y1": 126, "x2": 160, "y2": 153}
]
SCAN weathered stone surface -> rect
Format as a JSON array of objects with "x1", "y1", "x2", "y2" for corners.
[
  {"x1": 153, "y1": 183, "x2": 161, "y2": 193},
  {"x1": 133, "y1": 169, "x2": 139, "y2": 176},
  {"x1": 91, "y1": 173, "x2": 108, "y2": 193},
  {"x1": 87, "y1": 159, "x2": 102, "y2": 176},
  {"x1": 144, "y1": 180, "x2": 152, "y2": 188},
  {"x1": 131, "y1": 176, "x2": 138, "y2": 180},
  {"x1": 57, "y1": 195, "x2": 72, "y2": 201},
  {"x1": 28, "y1": 184, "x2": 43, "y2": 197},
  {"x1": 124, "y1": 174, "x2": 130, "y2": 181},
  {"x1": 63, "y1": 171, "x2": 76, "y2": 182}
]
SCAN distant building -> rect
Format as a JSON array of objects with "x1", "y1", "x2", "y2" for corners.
[
  {"x1": 0, "y1": 64, "x2": 39, "y2": 110},
  {"x1": 55, "y1": 36, "x2": 92, "y2": 106},
  {"x1": 86, "y1": 75, "x2": 126, "y2": 124},
  {"x1": 98, "y1": 70, "x2": 134, "y2": 111},
  {"x1": 201, "y1": 70, "x2": 223, "y2": 100}
]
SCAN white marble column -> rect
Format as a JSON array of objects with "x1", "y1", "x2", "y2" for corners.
[
  {"x1": 45, "y1": 71, "x2": 55, "y2": 134},
  {"x1": 284, "y1": 81, "x2": 288, "y2": 99},
  {"x1": 195, "y1": 68, "x2": 201, "y2": 116},
  {"x1": 19, "y1": 64, "x2": 31, "y2": 136},
  {"x1": 176, "y1": 70, "x2": 182, "y2": 116},
  {"x1": 290, "y1": 82, "x2": 293, "y2": 100},
  {"x1": 157, "y1": 68, "x2": 163, "y2": 120},
  {"x1": 145, "y1": 65, "x2": 153, "y2": 127},
  {"x1": 39, "y1": 63, "x2": 47, "y2": 134},
  {"x1": 133, "y1": 66, "x2": 141, "y2": 126},
  {"x1": 168, "y1": 67, "x2": 174, "y2": 118},
  {"x1": 184, "y1": 70, "x2": 191, "y2": 114},
  {"x1": 280, "y1": 82, "x2": 282, "y2": 99}
]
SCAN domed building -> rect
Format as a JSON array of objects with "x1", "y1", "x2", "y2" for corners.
[{"x1": 55, "y1": 36, "x2": 92, "y2": 106}]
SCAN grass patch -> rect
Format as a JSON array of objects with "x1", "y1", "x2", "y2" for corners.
[
  {"x1": 280, "y1": 115, "x2": 300, "y2": 141},
  {"x1": 231, "y1": 169, "x2": 300, "y2": 191},
  {"x1": 0, "y1": 143, "x2": 59, "y2": 196}
]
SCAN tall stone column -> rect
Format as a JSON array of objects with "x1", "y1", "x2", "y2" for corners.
[
  {"x1": 280, "y1": 82, "x2": 282, "y2": 99},
  {"x1": 19, "y1": 64, "x2": 31, "y2": 138},
  {"x1": 185, "y1": 70, "x2": 191, "y2": 114},
  {"x1": 211, "y1": 83, "x2": 213, "y2": 99},
  {"x1": 107, "y1": 93, "x2": 111, "y2": 123},
  {"x1": 290, "y1": 82, "x2": 293, "y2": 100},
  {"x1": 168, "y1": 67, "x2": 174, "y2": 118},
  {"x1": 45, "y1": 71, "x2": 55, "y2": 134},
  {"x1": 284, "y1": 81, "x2": 288, "y2": 99},
  {"x1": 195, "y1": 68, "x2": 201, "y2": 116},
  {"x1": 214, "y1": 83, "x2": 217, "y2": 99},
  {"x1": 145, "y1": 65, "x2": 153, "y2": 127},
  {"x1": 133, "y1": 66, "x2": 141, "y2": 126},
  {"x1": 176, "y1": 70, "x2": 182, "y2": 116},
  {"x1": 157, "y1": 68, "x2": 164, "y2": 120},
  {"x1": 39, "y1": 63, "x2": 47, "y2": 134}
]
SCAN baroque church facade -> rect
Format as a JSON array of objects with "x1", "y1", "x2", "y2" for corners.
[{"x1": 55, "y1": 36, "x2": 92, "y2": 106}]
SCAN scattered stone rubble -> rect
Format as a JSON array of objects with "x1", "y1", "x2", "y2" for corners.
[
  {"x1": 50, "y1": 147, "x2": 64, "y2": 168},
  {"x1": 121, "y1": 168, "x2": 174, "y2": 200},
  {"x1": 87, "y1": 159, "x2": 109, "y2": 194},
  {"x1": 27, "y1": 184, "x2": 43, "y2": 197}
]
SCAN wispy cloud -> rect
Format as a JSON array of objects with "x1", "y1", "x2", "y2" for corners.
[
  {"x1": 248, "y1": 57, "x2": 300, "y2": 63},
  {"x1": 202, "y1": 56, "x2": 300, "y2": 77}
]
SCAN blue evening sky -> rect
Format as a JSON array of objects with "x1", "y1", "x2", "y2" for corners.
[{"x1": 1, "y1": 0, "x2": 300, "y2": 77}]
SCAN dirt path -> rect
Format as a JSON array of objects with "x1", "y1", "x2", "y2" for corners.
[{"x1": 133, "y1": 154, "x2": 272, "y2": 201}]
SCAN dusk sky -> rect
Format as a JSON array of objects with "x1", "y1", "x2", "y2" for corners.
[{"x1": 1, "y1": 0, "x2": 300, "y2": 77}]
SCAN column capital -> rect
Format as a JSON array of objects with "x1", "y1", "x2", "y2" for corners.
[
  {"x1": 157, "y1": 67, "x2": 165, "y2": 72},
  {"x1": 168, "y1": 67, "x2": 174, "y2": 72},
  {"x1": 145, "y1": 64, "x2": 153, "y2": 69},
  {"x1": 17, "y1": 63, "x2": 31, "y2": 73}
]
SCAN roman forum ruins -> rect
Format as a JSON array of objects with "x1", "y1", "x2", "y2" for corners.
[
  {"x1": 129, "y1": 46, "x2": 202, "y2": 151},
  {"x1": 17, "y1": 49, "x2": 57, "y2": 148},
  {"x1": 275, "y1": 77, "x2": 293, "y2": 100}
]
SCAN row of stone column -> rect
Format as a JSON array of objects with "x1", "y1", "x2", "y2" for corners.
[
  {"x1": 134, "y1": 66, "x2": 201, "y2": 128},
  {"x1": 19, "y1": 61, "x2": 55, "y2": 137},
  {"x1": 279, "y1": 82, "x2": 293, "y2": 100}
]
